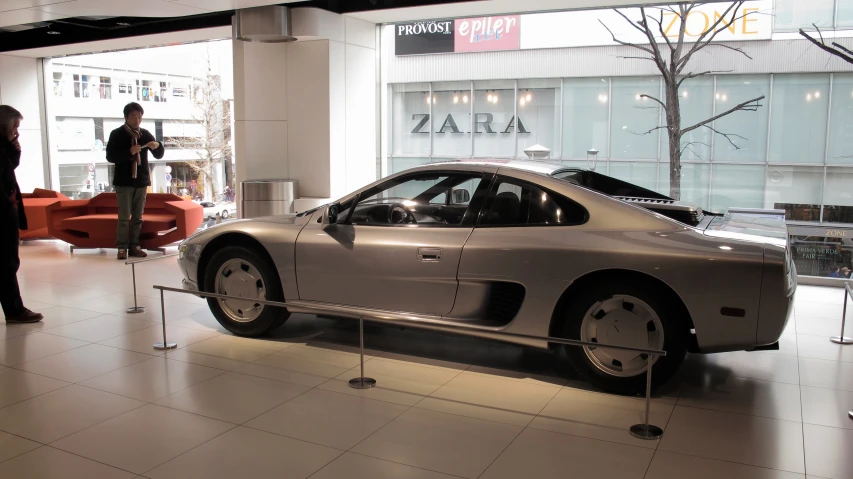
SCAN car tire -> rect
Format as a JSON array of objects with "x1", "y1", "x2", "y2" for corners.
[
  {"x1": 203, "y1": 245, "x2": 289, "y2": 337},
  {"x1": 560, "y1": 280, "x2": 686, "y2": 395}
]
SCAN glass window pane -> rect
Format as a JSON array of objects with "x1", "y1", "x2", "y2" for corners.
[
  {"x1": 608, "y1": 161, "x2": 658, "y2": 191},
  {"x1": 517, "y1": 79, "x2": 560, "y2": 158},
  {"x1": 790, "y1": 235, "x2": 852, "y2": 278},
  {"x1": 391, "y1": 83, "x2": 431, "y2": 156},
  {"x1": 713, "y1": 75, "x2": 770, "y2": 162},
  {"x1": 769, "y1": 74, "x2": 829, "y2": 164},
  {"x1": 658, "y1": 163, "x2": 710, "y2": 207},
  {"x1": 563, "y1": 77, "x2": 609, "y2": 158},
  {"x1": 840, "y1": 0, "x2": 853, "y2": 28},
  {"x1": 710, "y1": 164, "x2": 765, "y2": 213},
  {"x1": 765, "y1": 166, "x2": 824, "y2": 220},
  {"x1": 390, "y1": 157, "x2": 430, "y2": 174},
  {"x1": 432, "y1": 81, "x2": 472, "y2": 157},
  {"x1": 481, "y1": 177, "x2": 587, "y2": 226},
  {"x1": 474, "y1": 80, "x2": 516, "y2": 157},
  {"x1": 610, "y1": 77, "x2": 661, "y2": 159},
  {"x1": 823, "y1": 167, "x2": 853, "y2": 223},
  {"x1": 828, "y1": 73, "x2": 853, "y2": 164},
  {"x1": 773, "y1": 0, "x2": 835, "y2": 32},
  {"x1": 662, "y1": 76, "x2": 714, "y2": 162}
]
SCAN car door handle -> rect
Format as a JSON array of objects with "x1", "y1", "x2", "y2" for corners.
[{"x1": 417, "y1": 247, "x2": 442, "y2": 262}]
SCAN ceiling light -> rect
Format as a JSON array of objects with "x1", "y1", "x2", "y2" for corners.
[
  {"x1": 715, "y1": 93, "x2": 720, "y2": 100},
  {"x1": 453, "y1": 94, "x2": 459, "y2": 104},
  {"x1": 519, "y1": 97, "x2": 526, "y2": 106},
  {"x1": 462, "y1": 95, "x2": 469, "y2": 104},
  {"x1": 598, "y1": 94, "x2": 608, "y2": 103},
  {"x1": 526, "y1": 92, "x2": 532, "y2": 102},
  {"x1": 682, "y1": 90, "x2": 688, "y2": 98},
  {"x1": 815, "y1": 91, "x2": 821, "y2": 99},
  {"x1": 487, "y1": 93, "x2": 493, "y2": 102},
  {"x1": 806, "y1": 93, "x2": 813, "y2": 101}
]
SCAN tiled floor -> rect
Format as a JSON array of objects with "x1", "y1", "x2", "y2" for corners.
[{"x1": 0, "y1": 241, "x2": 851, "y2": 478}]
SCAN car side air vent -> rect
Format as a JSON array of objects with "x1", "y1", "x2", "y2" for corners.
[
  {"x1": 485, "y1": 282, "x2": 526, "y2": 326},
  {"x1": 616, "y1": 196, "x2": 705, "y2": 226}
]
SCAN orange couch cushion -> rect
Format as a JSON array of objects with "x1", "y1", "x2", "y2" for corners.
[{"x1": 61, "y1": 213, "x2": 176, "y2": 234}]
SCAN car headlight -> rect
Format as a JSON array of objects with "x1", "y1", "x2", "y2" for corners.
[{"x1": 179, "y1": 244, "x2": 188, "y2": 260}]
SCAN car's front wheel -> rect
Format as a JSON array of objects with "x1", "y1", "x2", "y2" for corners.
[
  {"x1": 203, "y1": 245, "x2": 289, "y2": 336},
  {"x1": 560, "y1": 281, "x2": 686, "y2": 395}
]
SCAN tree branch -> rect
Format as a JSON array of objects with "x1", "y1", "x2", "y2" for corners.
[
  {"x1": 600, "y1": 19, "x2": 655, "y2": 54},
  {"x1": 682, "y1": 95, "x2": 764, "y2": 134},
  {"x1": 638, "y1": 125, "x2": 669, "y2": 136},
  {"x1": 703, "y1": 124, "x2": 749, "y2": 149},
  {"x1": 640, "y1": 94, "x2": 667, "y2": 110},
  {"x1": 677, "y1": 70, "x2": 733, "y2": 88},
  {"x1": 800, "y1": 26, "x2": 853, "y2": 64},
  {"x1": 678, "y1": 1, "x2": 753, "y2": 74},
  {"x1": 831, "y1": 41, "x2": 853, "y2": 58}
]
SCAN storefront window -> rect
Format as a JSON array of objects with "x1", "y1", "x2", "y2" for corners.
[
  {"x1": 828, "y1": 73, "x2": 853, "y2": 164},
  {"x1": 773, "y1": 0, "x2": 836, "y2": 32},
  {"x1": 608, "y1": 161, "x2": 658, "y2": 191},
  {"x1": 517, "y1": 79, "x2": 560, "y2": 158},
  {"x1": 823, "y1": 167, "x2": 853, "y2": 223},
  {"x1": 562, "y1": 78, "x2": 609, "y2": 159},
  {"x1": 390, "y1": 157, "x2": 432, "y2": 174},
  {"x1": 769, "y1": 74, "x2": 830, "y2": 164},
  {"x1": 766, "y1": 166, "x2": 825, "y2": 219},
  {"x1": 710, "y1": 164, "x2": 765, "y2": 213},
  {"x1": 473, "y1": 80, "x2": 516, "y2": 157},
  {"x1": 610, "y1": 77, "x2": 661, "y2": 159},
  {"x1": 391, "y1": 83, "x2": 432, "y2": 157},
  {"x1": 659, "y1": 163, "x2": 711, "y2": 207},
  {"x1": 662, "y1": 76, "x2": 714, "y2": 162},
  {"x1": 713, "y1": 75, "x2": 770, "y2": 163},
  {"x1": 790, "y1": 235, "x2": 852, "y2": 278},
  {"x1": 839, "y1": 0, "x2": 853, "y2": 28},
  {"x1": 432, "y1": 81, "x2": 472, "y2": 157}
]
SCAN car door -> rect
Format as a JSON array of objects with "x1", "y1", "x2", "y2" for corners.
[{"x1": 295, "y1": 171, "x2": 490, "y2": 316}]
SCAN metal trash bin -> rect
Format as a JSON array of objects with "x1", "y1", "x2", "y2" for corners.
[{"x1": 240, "y1": 180, "x2": 298, "y2": 219}]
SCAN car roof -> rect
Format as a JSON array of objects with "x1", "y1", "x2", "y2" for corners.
[{"x1": 414, "y1": 159, "x2": 564, "y2": 176}]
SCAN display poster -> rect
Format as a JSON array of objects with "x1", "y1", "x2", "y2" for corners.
[{"x1": 394, "y1": 1, "x2": 772, "y2": 55}]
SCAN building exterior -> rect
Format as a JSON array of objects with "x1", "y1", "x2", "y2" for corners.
[{"x1": 378, "y1": 0, "x2": 853, "y2": 277}]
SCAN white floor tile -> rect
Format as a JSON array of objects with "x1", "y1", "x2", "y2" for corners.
[
  {"x1": 646, "y1": 450, "x2": 806, "y2": 479},
  {"x1": 163, "y1": 348, "x2": 251, "y2": 371},
  {"x1": 797, "y1": 334, "x2": 853, "y2": 363},
  {"x1": 146, "y1": 426, "x2": 341, "y2": 479},
  {"x1": 183, "y1": 335, "x2": 290, "y2": 363},
  {"x1": 796, "y1": 316, "x2": 844, "y2": 338},
  {"x1": 0, "y1": 385, "x2": 144, "y2": 443},
  {"x1": 155, "y1": 372, "x2": 308, "y2": 424},
  {"x1": 99, "y1": 324, "x2": 218, "y2": 356},
  {"x1": 42, "y1": 315, "x2": 155, "y2": 343},
  {"x1": 252, "y1": 344, "x2": 374, "y2": 379},
  {"x1": 479, "y1": 427, "x2": 653, "y2": 479},
  {"x1": 683, "y1": 351, "x2": 800, "y2": 385},
  {"x1": 0, "y1": 333, "x2": 88, "y2": 366},
  {"x1": 803, "y1": 423, "x2": 853, "y2": 479},
  {"x1": 528, "y1": 387, "x2": 673, "y2": 448},
  {"x1": 0, "y1": 446, "x2": 137, "y2": 478},
  {"x1": 801, "y1": 386, "x2": 853, "y2": 430},
  {"x1": 352, "y1": 407, "x2": 522, "y2": 479},
  {"x1": 0, "y1": 431, "x2": 41, "y2": 464},
  {"x1": 232, "y1": 361, "x2": 330, "y2": 388},
  {"x1": 51, "y1": 404, "x2": 234, "y2": 475},
  {"x1": 311, "y1": 452, "x2": 460, "y2": 479},
  {"x1": 246, "y1": 389, "x2": 408, "y2": 449},
  {"x1": 81, "y1": 357, "x2": 225, "y2": 402},
  {"x1": 676, "y1": 376, "x2": 803, "y2": 422},
  {"x1": 659, "y1": 406, "x2": 805, "y2": 474},
  {"x1": 799, "y1": 357, "x2": 853, "y2": 391},
  {"x1": 16, "y1": 344, "x2": 153, "y2": 383},
  {"x1": 0, "y1": 367, "x2": 69, "y2": 409}
]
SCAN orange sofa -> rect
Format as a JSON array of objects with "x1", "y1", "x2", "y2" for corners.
[
  {"x1": 20, "y1": 189, "x2": 70, "y2": 239},
  {"x1": 45, "y1": 193, "x2": 204, "y2": 250}
]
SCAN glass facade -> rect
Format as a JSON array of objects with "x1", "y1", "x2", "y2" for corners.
[{"x1": 388, "y1": 72, "x2": 853, "y2": 220}]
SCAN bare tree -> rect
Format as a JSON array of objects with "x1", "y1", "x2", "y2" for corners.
[
  {"x1": 172, "y1": 62, "x2": 231, "y2": 202},
  {"x1": 602, "y1": 2, "x2": 764, "y2": 200},
  {"x1": 799, "y1": 24, "x2": 853, "y2": 64}
]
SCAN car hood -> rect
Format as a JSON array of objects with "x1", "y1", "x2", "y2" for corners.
[{"x1": 703, "y1": 213, "x2": 788, "y2": 247}]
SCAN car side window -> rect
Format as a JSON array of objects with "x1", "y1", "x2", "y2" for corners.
[
  {"x1": 346, "y1": 172, "x2": 485, "y2": 227},
  {"x1": 480, "y1": 177, "x2": 588, "y2": 227}
]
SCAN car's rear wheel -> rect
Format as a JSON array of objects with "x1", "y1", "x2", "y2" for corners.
[
  {"x1": 560, "y1": 281, "x2": 686, "y2": 395},
  {"x1": 203, "y1": 245, "x2": 289, "y2": 336}
]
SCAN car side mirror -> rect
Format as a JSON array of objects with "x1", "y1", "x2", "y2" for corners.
[
  {"x1": 321, "y1": 203, "x2": 340, "y2": 226},
  {"x1": 451, "y1": 188, "x2": 471, "y2": 204}
]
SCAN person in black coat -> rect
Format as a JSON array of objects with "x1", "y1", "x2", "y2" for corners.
[
  {"x1": 0, "y1": 105, "x2": 43, "y2": 323},
  {"x1": 106, "y1": 102, "x2": 164, "y2": 260}
]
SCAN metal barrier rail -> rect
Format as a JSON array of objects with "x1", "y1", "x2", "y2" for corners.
[
  {"x1": 152, "y1": 284, "x2": 668, "y2": 440},
  {"x1": 833, "y1": 283, "x2": 853, "y2": 345},
  {"x1": 124, "y1": 254, "x2": 179, "y2": 314}
]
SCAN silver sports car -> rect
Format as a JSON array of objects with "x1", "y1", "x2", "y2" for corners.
[{"x1": 178, "y1": 160, "x2": 796, "y2": 393}]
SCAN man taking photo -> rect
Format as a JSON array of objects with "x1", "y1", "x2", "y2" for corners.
[{"x1": 106, "y1": 102, "x2": 165, "y2": 260}]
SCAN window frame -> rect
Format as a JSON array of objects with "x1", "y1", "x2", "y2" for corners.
[
  {"x1": 339, "y1": 170, "x2": 494, "y2": 228},
  {"x1": 476, "y1": 175, "x2": 589, "y2": 228}
]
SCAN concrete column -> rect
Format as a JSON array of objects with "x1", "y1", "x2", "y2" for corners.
[
  {"x1": 0, "y1": 54, "x2": 48, "y2": 192},
  {"x1": 232, "y1": 8, "x2": 376, "y2": 214}
]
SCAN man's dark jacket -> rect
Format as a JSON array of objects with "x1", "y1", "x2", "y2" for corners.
[
  {"x1": 105, "y1": 126, "x2": 165, "y2": 188},
  {"x1": 0, "y1": 137, "x2": 27, "y2": 230}
]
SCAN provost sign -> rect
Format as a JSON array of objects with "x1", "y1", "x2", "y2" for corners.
[{"x1": 395, "y1": 15, "x2": 520, "y2": 55}]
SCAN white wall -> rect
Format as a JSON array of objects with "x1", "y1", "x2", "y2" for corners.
[{"x1": 0, "y1": 54, "x2": 47, "y2": 192}]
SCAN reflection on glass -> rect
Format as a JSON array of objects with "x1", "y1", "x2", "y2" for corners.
[
  {"x1": 610, "y1": 77, "x2": 661, "y2": 159},
  {"x1": 433, "y1": 81, "x2": 472, "y2": 157},
  {"x1": 710, "y1": 164, "x2": 765, "y2": 213},
  {"x1": 474, "y1": 80, "x2": 517, "y2": 157},
  {"x1": 658, "y1": 163, "x2": 710, "y2": 206},
  {"x1": 828, "y1": 74, "x2": 853, "y2": 164},
  {"x1": 661, "y1": 76, "x2": 713, "y2": 162},
  {"x1": 790, "y1": 236, "x2": 852, "y2": 278},
  {"x1": 391, "y1": 83, "x2": 432, "y2": 156},
  {"x1": 773, "y1": 0, "x2": 835, "y2": 32},
  {"x1": 608, "y1": 161, "x2": 658, "y2": 191},
  {"x1": 563, "y1": 78, "x2": 609, "y2": 158},
  {"x1": 823, "y1": 167, "x2": 853, "y2": 222},
  {"x1": 713, "y1": 75, "x2": 770, "y2": 162},
  {"x1": 765, "y1": 166, "x2": 824, "y2": 218},
  {"x1": 769, "y1": 74, "x2": 830, "y2": 164},
  {"x1": 518, "y1": 79, "x2": 561, "y2": 158}
]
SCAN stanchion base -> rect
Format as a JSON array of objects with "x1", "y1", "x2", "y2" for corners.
[
  {"x1": 126, "y1": 307, "x2": 146, "y2": 314},
  {"x1": 154, "y1": 342, "x2": 178, "y2": 350},
  {"x1": 348, "y1": 377, "x2": 376, "y2": 390},
  {"x1": 630, "y1": 424, "x2": 664, "y2": 440},
  {"x1": 830, "y1": 336, "x2": 853, "y2": 345}
]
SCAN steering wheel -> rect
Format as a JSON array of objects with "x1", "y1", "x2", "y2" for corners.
[{"x1": 388, "y1": 203, "x2": 417, "y2": 224}]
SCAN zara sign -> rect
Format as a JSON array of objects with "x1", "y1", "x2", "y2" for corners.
[{"x1": 411, "y1": 113, "x2": 531, "y2": 134}]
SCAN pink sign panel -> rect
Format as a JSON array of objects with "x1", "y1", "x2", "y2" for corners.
[{"x1": 454, "y1": 15, "x2": 520, "y2": 53}]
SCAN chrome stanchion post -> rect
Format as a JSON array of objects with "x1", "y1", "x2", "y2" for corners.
[
  {"x1": 126, "y1": 262, "x2": 146, "y2": 314},
  {"x1": 348, "y1": 317, "x2": 376, "y2": 389},
  {"x1": 630, "y1": 353, "x2": 664, "y2": 440},
  {"x1": 831, "y1": 286, "x2": 853, "y2": 345},
  {"x1": 153, "y1": 289, "x2": 177, "y2": 350}
]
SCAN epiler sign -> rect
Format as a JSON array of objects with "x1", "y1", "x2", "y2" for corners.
[{"x1": 454, "y1": 15, "x2": 520, "y2": 53}]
